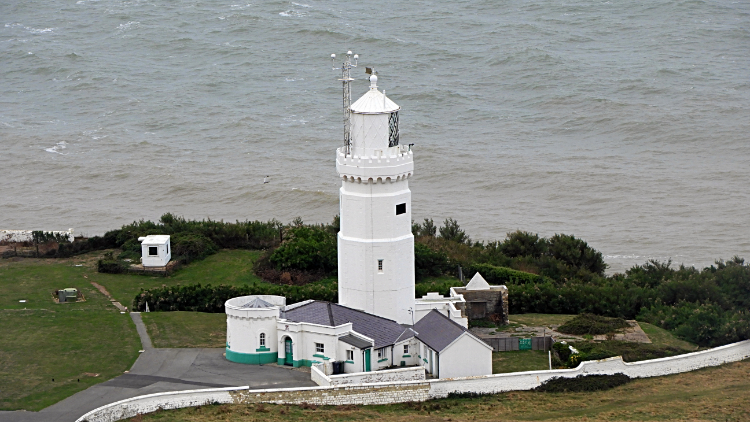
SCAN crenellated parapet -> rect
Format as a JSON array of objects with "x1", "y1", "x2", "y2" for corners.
[{"x1": 336, "y1": 146, "x2": 413, "y2": 183}]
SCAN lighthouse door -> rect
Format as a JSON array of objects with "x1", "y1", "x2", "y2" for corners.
[{"x1": 284, "y1": 338, "x2": 293, "y2": 366}]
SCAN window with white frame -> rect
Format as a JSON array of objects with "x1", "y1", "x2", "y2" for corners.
[
  {"x1": 377, "y1": 259, "x2": 383, "y2": 272},
  {"x1": 377, "y1": 348, "x2": 384, "y2": 358},
  {"x1": 259, "y1": 333, "x2": 266, "y2": 347},
  {"x1": 403, "y1": 344, "x2": 409, "y2": 354},
  {"x1": 315, "y1": 343, "x2": 324, "y2": 353},
  {"x1": 346, "y1": 350, "x2": 354, "y2": 361}
]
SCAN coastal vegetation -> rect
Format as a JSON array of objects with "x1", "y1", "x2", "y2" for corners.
[{"x1": 125, "y1": 359, "x2": 750, "y2": 422}]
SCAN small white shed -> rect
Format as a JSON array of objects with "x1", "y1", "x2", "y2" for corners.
[{"x1": 138, "y1": 235, "x2": 171, "y2": 267}]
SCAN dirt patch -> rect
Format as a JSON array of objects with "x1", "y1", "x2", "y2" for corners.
[
  {"x1": 90, "y1": 281, "x2": 112, "y2": 298},
  {"x1": 472, "y1": 320, "x2": 651, "y2": 344}
]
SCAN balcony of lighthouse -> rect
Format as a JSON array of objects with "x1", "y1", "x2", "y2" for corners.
[{"x1": 336, "y1": 144, "x2": 413, "y2": 183}]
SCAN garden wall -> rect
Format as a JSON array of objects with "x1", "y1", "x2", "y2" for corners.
[
  {"x1": 76, "y1": 340, "x2": 750, "y2": 422},
  {"x1": 312, "y1": 364, "x2": 426, "y2": 386}
]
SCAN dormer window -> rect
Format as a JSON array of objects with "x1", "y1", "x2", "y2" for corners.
[{"x1": 388, "y1": 111, "x2": 399, "y2": 147}]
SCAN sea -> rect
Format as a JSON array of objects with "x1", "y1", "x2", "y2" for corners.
[{"x1": 1, "y1": 0, "x2": 748, "y2": 274}]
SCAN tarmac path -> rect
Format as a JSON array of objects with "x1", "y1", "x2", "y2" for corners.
[{"x1": 0, "y1": 313, "x2": 315, "y2": 422}]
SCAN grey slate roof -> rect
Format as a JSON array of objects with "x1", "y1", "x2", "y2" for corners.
[
  {"x1": 240, "y1": 297, "x2": 274, "y2": 309},
  {"x1": 283, "y1": 301, "x2": 413, "y2": 349},
  {"x1": 413, "y1": 309, "x2": 467, "y2": 352},
  {"x1": 338, "y1": 334, "x2": 372, "y2": 349}
]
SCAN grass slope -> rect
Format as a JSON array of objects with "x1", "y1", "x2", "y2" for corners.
[
  {"x1": 128, "y1": 360, "x2": 750, "y2": 422},
  {"x1": 102, "y1": 249, "x2": 264, "y2": 307},
  {"x1": 142, "y1": 312, "x2": 226, "y2": 348},
  {"x1": 0, "y1": 254, "x2": 141, "y2": 411},
  {"x1": 493, "y1": 350, "x2": 551, "y2": 373}
]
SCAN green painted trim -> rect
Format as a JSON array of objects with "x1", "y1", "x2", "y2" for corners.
[
  {"x1": 256, "y1": 346, "x2": 271, "y2": 352},
  {"x1": 292, "y1": 359, "x2": 315, "y2": 368},
  {"x1": 225, "y1": 348, "x2": 277, "y2": 365},
  {"x1": 402, "y1": 354, "x2": 411, "y2": 357},
  {"x1": 423, "y1": 358, "x2": 428, "y2": 363},
  {"x1": 277, "y1": 358, "x2": 285, "y2": 365},
  {"x1": 312, "y1": 353, "x2": 330, "y2": 360},
  {"x1": 378, "y1": 358, "x2": 388, "y2": 363},
  {"x1": 345, "y1": 360, "x2": 354, "y2": 364}
]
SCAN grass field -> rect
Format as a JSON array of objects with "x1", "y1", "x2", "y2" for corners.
[
  {"x1": 0, "y1": 249, "x2": 262, "y2": 410},
  {"x1": 639, "y1": 321, "x2": 699, "y2": 350},
  {"x1": 127, "y1": 359, "x2": 750, "y2": 422},
  {"x1": 509, "y1": 313, "x2": 576, "y2": 327},
  {"x1": 101, "y1": 249, "x2": 264, "y2": 307},
  {"x1": 0, "y1": 254, "x2": 141, "y2": 411},
  {"x1": 141, "y1": 312, "x2": 226, "y2": 348},
  {"x1": 492, "y1": 350, "x2": 550, "y2": 373}
]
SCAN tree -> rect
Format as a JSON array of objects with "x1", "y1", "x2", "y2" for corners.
[{"x1": 439, "y1": 218, "x2": 470, "y2": 244}]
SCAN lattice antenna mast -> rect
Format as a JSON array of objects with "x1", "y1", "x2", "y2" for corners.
[{"x1": 331, "y1": 51, "x2": 358, "y2": 156}]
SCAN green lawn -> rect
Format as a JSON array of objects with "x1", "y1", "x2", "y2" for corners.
[
  {"x1": 508, "y1": 313, "x2": 576, "y2": 327},
  {"x1": 0, "y1": 249, "x2": 262, "y2": 411},
  {"x1": 142, "y1": 312, "x2": 226, "y2": 348},
  {"x1": 0, "y1": 254, "x2": 141, "y2": 411},
  {"x1": 99, "y1": 249, "x2": 264, "y2": 307},
  {"x1": 638, "y1": 321, "x2": 699, "y2": 350},
  {"x1": 492, "y1": 350, "x2": 551, "y2": 374}
]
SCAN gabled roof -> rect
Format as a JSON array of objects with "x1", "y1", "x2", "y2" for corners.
[
  {"x1": 240, "y1": 297, "x2": 274, "y2": 309},
  {"x1": 413, "y1": 309, "x2": 469, "y2": 352},
  {"x1": 465, "y1": 272, "x2": 491, "y2": 290},
  {"x1": 283, "y1": 301, "x2": 407, "y2": 349}
]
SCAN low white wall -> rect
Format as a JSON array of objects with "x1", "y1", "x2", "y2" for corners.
[
  {"x1": 429, "y1": 339, "x2": 750, "y2": 397},
  {"x1": 76, "y1": 340, "x2": 750, "y2": 422},
  {"x1": 312, "y1": 365, "x2": 426, "y2": 386}
]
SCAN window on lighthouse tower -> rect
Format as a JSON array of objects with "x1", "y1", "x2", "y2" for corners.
[
  {"x1": 378, "y1": 259, "x2": 384, "y2": 273},
  {"x1": 388, "y1": 112, "x2": 399, "y2": 147}
]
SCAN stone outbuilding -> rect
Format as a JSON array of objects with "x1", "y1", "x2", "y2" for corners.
[{"x1": 451, "y1": 273, "x2": 509, "y2": 324}]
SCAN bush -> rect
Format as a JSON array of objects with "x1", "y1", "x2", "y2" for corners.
[
  {"x1": 534, "y1": 373, "x2": 631, "y2": 393},
  {"x1": 269, "y1": 226, "x2": 337, "y2": 273},
  {"x1": 415, "y1": 243, "x2": 451, "y2": 280},
  {"x1": 171, "y1": 233, "x2": 218, "y2": 264},
  {"x1": 465, "y1": 263, "x2": 546, "y2": 286},
  {"x1": 133, "y1": 281, "x2": 338, "y2": 313},
  {"x1": 547, "y1": 234, "x2": 606, "y2": 276},
  {"x1": 557, "y1": 313, "x2": 630, "y2": 335}
]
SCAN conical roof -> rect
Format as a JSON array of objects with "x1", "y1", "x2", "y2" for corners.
[
  {"x1": 350, "y1": 87, "x2": 400, "y2": 114},
  {"x1": 465, "y1": 272, "x2": 491, "y2": 290},
  {"x1": 240, "y1": 297, "x2": 274, "y2": 309}
]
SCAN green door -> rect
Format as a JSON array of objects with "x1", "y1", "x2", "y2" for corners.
[
  {"x1": 284, "y1": 338, "x2": 293, "y2": 366},
  {"x1": 364, "y1": 349, "x2": 371, "y2": 372}
]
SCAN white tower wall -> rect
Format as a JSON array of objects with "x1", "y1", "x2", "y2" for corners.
[{"x1": 336, "y1": 75, "x2": 415, "y2": 325}]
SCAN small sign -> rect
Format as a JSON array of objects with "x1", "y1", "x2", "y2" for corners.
[{"x1": 19, "y1": 300, "x2": 26, "y2": 303}]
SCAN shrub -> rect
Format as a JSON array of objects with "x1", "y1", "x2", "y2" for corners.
[
  {"x1": 534, "y1": 373, "x2": 631, "y2": 393},
  {"x1": 500, "y1": 230, "x2": 547, "y2": 258},
  {"x1": 439, "y1": 218, "x2": 471, "y2": 244},
  {"x1": 269, "y1": 226, "x2": 337, "y2": 273},
  {"x1": 414, "y1": 243, "x2": 451, "y2": 280},
  {"x1": 547, "y1": 234, "x2": 607, "y2": 276},
  {"x1": 557, "y1": 313, "x2": 630, "y2": 335},
  {"x1": 171, "y1": 233, "x2": 218, "y2": 264}
]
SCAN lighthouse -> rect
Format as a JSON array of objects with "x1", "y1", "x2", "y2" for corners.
[{"x1": 335, "y1": 69, "x2": 415, "y2": 325}]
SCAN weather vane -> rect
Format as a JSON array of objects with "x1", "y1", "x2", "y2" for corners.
[{"x1": 331, "y1": 51, "x2": 358, "y2": 155}]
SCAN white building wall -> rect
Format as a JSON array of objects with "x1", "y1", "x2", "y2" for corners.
[
  {"x1": 438, "y1": 334, "x2": 493, "y2": 379},
  {"x1": 141, "y1": 238, "x2": 171, "y2": 267}
]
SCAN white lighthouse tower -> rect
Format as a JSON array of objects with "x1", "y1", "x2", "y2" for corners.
[{"x1": 334, "y1": 60, "x2": 415, "y2": 325}]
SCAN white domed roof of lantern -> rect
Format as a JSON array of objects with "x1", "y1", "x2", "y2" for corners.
[{"x1": 350, "y1": 75, "x2": 400, "y2": 114}]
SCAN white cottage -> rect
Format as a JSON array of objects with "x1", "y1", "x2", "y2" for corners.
[{"x1": 138, "y1": 235, "x2": 171, "y2": 267}]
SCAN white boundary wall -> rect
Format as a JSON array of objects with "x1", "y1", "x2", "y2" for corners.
[
  {"x1": 0, "y1": 229, "x2": 74, "y2": 243},
  {"x1": 76, "y1": 340, "x2": 750, "y2": 422},
  {"x1": 312, "y1": 364, "x2": 426, "y2": 386}
]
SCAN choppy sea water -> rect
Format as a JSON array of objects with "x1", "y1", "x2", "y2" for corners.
[{"x1": 1, "y1": 0, "x2": 748, "y2": 273}]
